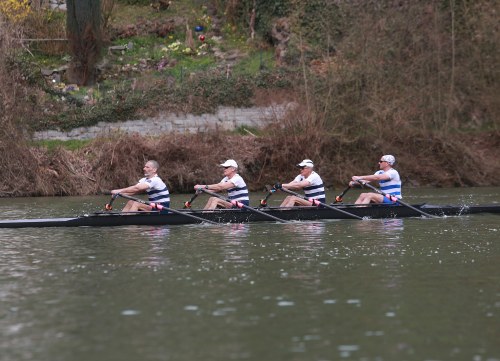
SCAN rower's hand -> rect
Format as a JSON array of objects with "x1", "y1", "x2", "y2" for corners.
[{"x1": 353, "y1": 178, "x2": 367, "y2": 186}]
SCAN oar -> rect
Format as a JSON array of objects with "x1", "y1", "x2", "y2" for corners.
[
  {"x1": 335, "y1": 185, "x2": 351, "y2": 203},
  {"x1": 104, "y1": 193, "x2": 119, "y2": 211},
  {"x1": 199, "y1": 188, "x2": 289, "y2": 223},
  {"x1": 115, "y1": 193, "x2": 219, "y2": 224},
  {"x1": 274, "y1": 184, "x2": 363, "y2": 220},
  {"x1": 356, "y1": 180, "x2": 439, "y2": 218},
  {"x1": 183, "y1": 191, "x2": 201, "y2": 209},
  {"x1": 258, "y1": 188, "x2": 276, "y2": 208}
]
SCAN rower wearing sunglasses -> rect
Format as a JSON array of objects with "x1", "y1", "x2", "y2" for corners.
[
  {"x1": 349, "y1": 154, "x2": 402, "y2": 204},
  {"x1": 194, "y1": 159, "x2": 250, "y2": 210},
  {"x1": 279, "y1": 159, "x2": 326, "y2": 207}
]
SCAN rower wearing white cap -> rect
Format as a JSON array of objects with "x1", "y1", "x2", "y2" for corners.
[
  {"x1": 349, "y1": 154, "x2": 402, "y2": 204},
  {"x1": 194, "y1": 159, "x2": 250, "y2": 210},
  {"x1": 279, "y1": 159, "x2": 326, "y2": 207}
]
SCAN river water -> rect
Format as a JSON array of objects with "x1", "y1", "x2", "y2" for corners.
[{"x1": 1, "y1": 188, "x2": 499, "y2": 361}]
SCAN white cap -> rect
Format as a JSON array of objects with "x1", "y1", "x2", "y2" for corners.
[
  {"x1": 381, "y1": 155, "x2": 396, "y2": 165},
  {"x1": 220, "y1": 159, "x2": 238, "y2": 168},
  {"x1": 297, "y1": 159, "x2": 314, "y2": 168}
]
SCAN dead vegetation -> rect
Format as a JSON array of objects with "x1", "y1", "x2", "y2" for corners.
[{"x1": 2, "y1": 129, "x2": 497, "y2": 198}]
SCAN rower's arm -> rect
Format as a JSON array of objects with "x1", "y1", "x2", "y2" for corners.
[
  {"x1": 282, "y1": 179, "x2": 310, "y2": 190},
  {"x1": 351, "y1": 173, "x2": 390, "y2": 185},
  {"x1": 195, "y1": 181, "x2": 234, "y2": 192},
  {"x1": 112, "y1": 182, "x2": 149, "y2": 195}
]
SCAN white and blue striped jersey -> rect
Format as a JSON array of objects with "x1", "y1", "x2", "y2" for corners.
[
  {"x1": 375, "y1": 168, "x2": 402, "y2": 199},
  {"x1": 293, "y1": 171, "x2": 326, "y2": 202},
  {"x1": 221, "y1": 174, "x2": 249, "y2": 203},
  {"x1": 139, "y1": 175, "x2": 170, "y2": 205}
]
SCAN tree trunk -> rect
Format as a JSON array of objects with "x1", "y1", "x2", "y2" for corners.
[{"x1": 66, "y1": 0, "x2": 102, "y2": 85}]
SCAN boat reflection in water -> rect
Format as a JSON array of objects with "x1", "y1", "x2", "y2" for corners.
[
  {"x1": 142, "y1": 225, "x2": 172, "y2": 239},
  {"x1": 351, "y1": 218, "x2": 406, "y2": 291},
  {"x1": 353, "y1": 218, "x2": 405, "y2": 238},
  {"x1": 203, "y1": 223, "x2": 251, "y2": 240},
  {"x1": 200, "y1": 223, "x2": 252, "y2": 263},
  {"x1": 283, "y1": 221, "x2": 325, "y2": 243}
]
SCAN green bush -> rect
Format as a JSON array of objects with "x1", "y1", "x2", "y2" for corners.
[{"x1": 176, "y1": 72, "x2": 254, "y2": 113}]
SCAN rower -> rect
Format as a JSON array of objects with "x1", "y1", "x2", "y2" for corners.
[
  {"x1": 194, "y1": 159, "x2": 250, "y2": 210},
  {"x1": 349, "y1": 154, "x2": 402, "y2": 204},
  {"x1": 111, "y1": 160, "x2": 170, "y2": 212},
  {"x1": 278, "y1": 159, "x2": 326, "y2": 207}
]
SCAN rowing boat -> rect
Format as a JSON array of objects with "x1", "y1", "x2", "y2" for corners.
[{"x1": 0, "y1": 203, "x2": 498, "y2": 228}]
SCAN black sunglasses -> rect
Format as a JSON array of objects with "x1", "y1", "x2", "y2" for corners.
[{"x1": 378, "y1": 160, "x2": 387, "y2": 163}]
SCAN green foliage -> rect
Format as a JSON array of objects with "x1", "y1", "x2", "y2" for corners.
[
  {"x1": 256, "y1": 70, "x2": 292, "y2": 89},
  {"x1": 34, "y1": 84, "x2": 145, "y2": 131},
  {"x1": 9, "y1": 52, "x2": 43, "y2": 86},
  {"x1": 222, "y1": 0, "x2": 290, "y2": 38},
  {"x1": 254, "y1": 0, "x2": 290, "y2": 35},
  {"x1": 175, "y1": 72, "x2": 254, "y2": 113},
  {"x1": 232, "y1": 50, "x2": 275, "y2": 75},
  {"x1": 172, "y1": 56, "x2": 216, "y2": 75}
]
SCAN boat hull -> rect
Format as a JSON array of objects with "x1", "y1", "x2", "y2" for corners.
[{"x1": 0, "y1": 204, "x2": 499, "y2": 228}]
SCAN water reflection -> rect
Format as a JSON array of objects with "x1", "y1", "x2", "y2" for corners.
[
  {"x1": 282, "y1": 221, "x2": 326, "y2": 238},
  {"x1": 141, "y1": 226, "x2": 171, "y2": 239},
  {"x1": 197, "y1": 223, "x2": 252, "y2": 264},
  {"x1": 202, "y1": 223, "x2": 251, "y2": 240},
  {"x1": 1, "y1": 190, "x2": 500, "y2": 361},
  {"x1": 350, "y1": 219, "x2": 407, "y2": 292},
  {"x1": 353, "y1": 218, "x2": 405, "y2": 239}
]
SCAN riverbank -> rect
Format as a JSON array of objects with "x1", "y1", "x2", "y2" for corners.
[{"x1": 2, "y1": 129, "x2": 498, "y2": 198}]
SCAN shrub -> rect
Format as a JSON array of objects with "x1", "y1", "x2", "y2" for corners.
[{"x1": 0, "y1": 0, "x2": 31, "y2": 23}]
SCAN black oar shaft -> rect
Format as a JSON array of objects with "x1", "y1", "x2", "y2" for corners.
[
  {"x1": 184, "y1": 191, "x2": 200, "y2": 208},
  {"x1": 356, "y1": 181, "x2": 438, "y2": 218},
  {"x1": 199, "y1": 188, "x2": 288, "y2": 223},
  {"x1": 105, "y1": 193, "x2": 119, "y2": 210},
  {"x1": 335, "y1": 185, "x2": 351, "y2": 203},
  {"x1": 278, "y1": 187, "x2": 363, "y2": 220},
  {"x1": 259, "y1": 189, "x2": 276, "y2": 207},
  {"x1": 116, "y1": 193, "x2": 218, "y2": 224}
]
